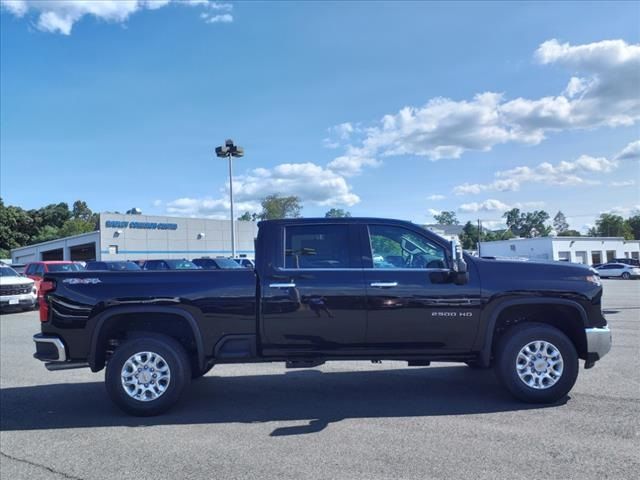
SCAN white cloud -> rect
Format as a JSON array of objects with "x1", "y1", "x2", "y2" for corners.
[
  {"x1": 327, "y1": 148, "x2": 381, "y2": 176},
  {"x1": 609, "y1": 180, "x2": 636, "y2": 187},
  {"x1": 427, "y1": 208, "x2": 441, "y2": 216},
  {"x1": 165, "y1": 161, "x2": 360, "y2": 218},
  {"x1": 0, "y1": 0, "x2": 233, "y2": 34},
  {"x1": 202, "y1": 13, "x2": 232, "y2": 23},
  {"x1": 326, "y1": 39, "x2": 639, "y2": 171},
  {"x1": 458, "y1": 199, "x2": 544, "y2": 213},
  {"x1": 152, "y1": 199, "x2": 163, "y2": 207},
  {"x1": 452, "y1": 142, "x2": 631, "y2": 196},
  {"x1": 427, "y1": 194, "x2": 445, "y2": 201},
  {"x1": 614, "y1": 140, "x2": 640, "y2": 161}
]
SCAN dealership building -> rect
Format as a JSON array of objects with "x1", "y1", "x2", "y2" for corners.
[
  {"x1": 478, "y1": 236, "x2": 640, "y2": 265},
  {"x1": 11, "y1": 213, "x2": 258, "y2": 264}
]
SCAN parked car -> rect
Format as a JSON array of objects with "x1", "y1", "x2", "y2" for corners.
[
  {"x1": 233, "y1": 258, "x2": 255, "y2": 269},
  {"x1": 33, "y1": 217, "x2": 611, "y2": 416},
  {"x1": 0, "y1": 265, "x2": 37, "y2": 311},
  {"x1": 192, "y1": 257, "x2": 244, "y2": 270},
  {"x1": 596, "y1": 263, "x2": 640, "y2": 279},
  {"x1": 24, "y1": 261, "x2": 84, "y2": 297},
  {"x1": 613, "y1": 258, "x2": 640, "y2": 267},
  {"x1": 6, "y1": 263, "x2": 26, "y2": 275},
  {"x1": 141, "y1": 259, "x2": 200, "y2": 270},
  {"x1": 85, "y1": 261, "x2": 141, "y2": 271}
]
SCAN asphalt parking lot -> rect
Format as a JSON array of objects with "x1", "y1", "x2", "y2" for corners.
[{"x1": 1, "y1": 279, "x2": 638, "y2": 480}]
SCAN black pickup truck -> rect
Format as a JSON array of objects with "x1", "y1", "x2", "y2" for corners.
[{"x1": 33, "y1": 218, "x2": 611, "y2": 416}]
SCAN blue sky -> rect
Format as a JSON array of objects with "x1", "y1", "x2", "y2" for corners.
[{"x1": 1, "y1": 0, "x2": 639, "y2": 232}]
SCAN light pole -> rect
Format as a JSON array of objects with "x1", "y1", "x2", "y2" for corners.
[{"x1": 215, "y1": 139, "x2": 244, "y2": 258}]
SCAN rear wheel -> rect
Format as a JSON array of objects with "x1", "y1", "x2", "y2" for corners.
[
  {"x1": 495, "y1": 323, "x2": 578, "y2": 403},
  {"x1": 621, "y1": 272, "x2": 631, "y2": 280},
  {"x1": 106, "y1": 334, "x2": 191, "y2": 416}
]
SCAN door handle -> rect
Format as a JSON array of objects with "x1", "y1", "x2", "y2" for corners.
[
  {"x1": 370, "y1": 282, "x2": 398, "y2": 288},
  {"x1": 269, "y1": 283, "x2": 296, "y2": 288}
]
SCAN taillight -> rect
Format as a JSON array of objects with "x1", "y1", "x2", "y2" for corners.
[{"x1": 39, "y1": 280, "x2": 56, "y2": 323}]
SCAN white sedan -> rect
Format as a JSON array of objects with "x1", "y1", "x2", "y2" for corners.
[{"x1": 596, "y1": 263, "x2": 640, "y2": 279}]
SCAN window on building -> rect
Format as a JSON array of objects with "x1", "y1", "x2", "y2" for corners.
[
  {"x1": 510, "y1": 244, "x2": 516, "y2": 251},
  {"x1": 557, "y1": 251, "x2": 571, "y2": 262},
  {"x1": 591, "y1": 252, "x2": 602, "y2": 265},
  {"x1": 606, "y1": 250, "x2": 616, "y2": 262},
  {"x1": 575, "y1": 251, "x2": 588, "y2": 264},
  {"x1": 108, "y1": 245, "x2": 118, "y2": 255},
  {"x1": 632, "y1": 252, "x2": 639, "y2": 260}
]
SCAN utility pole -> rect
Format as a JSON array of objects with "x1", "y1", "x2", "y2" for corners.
[
  {"x1": 477, "y1": 218, "x2": 482, "y2": 256},
  {"x1": 215, "y1": 139, "x2": 244, "y2": 258}
]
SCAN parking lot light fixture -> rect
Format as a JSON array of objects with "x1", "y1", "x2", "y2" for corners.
[{"x1": 215, "y1": 139, "x2": 244, "y2": 258}]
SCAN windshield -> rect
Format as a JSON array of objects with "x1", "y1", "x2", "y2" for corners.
[
  {"x1": 215, "y1": 258, "x2": 244, "y2": 269},
  {"x1": 0, "y1": 266, "x2": 19, "y2": 277},
  {"x1": 108, "y1": 262, "x2": 141, "y2": 271},
  {"x1": 165, "y1": 260, "x2": 199, "y2": 270},
  {"x1": 48, "y1": 263, "x2": 84, "y2": 272}
]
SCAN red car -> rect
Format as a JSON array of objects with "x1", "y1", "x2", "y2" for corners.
[{"x1": 24, "y1": 261, "x2": 83, "y2": 297}]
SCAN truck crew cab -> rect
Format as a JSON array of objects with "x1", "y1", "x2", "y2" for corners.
[{"x1": 33, "y1": 218, "x2": 611, "y2": 416}]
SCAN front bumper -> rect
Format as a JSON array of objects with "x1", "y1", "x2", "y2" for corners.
[
  {"x1": 585, "y1": 326, "x2": 612, "y2": 361},
  {"x1": 1, "y1": 293, "x2": 36, "y2": 309}
]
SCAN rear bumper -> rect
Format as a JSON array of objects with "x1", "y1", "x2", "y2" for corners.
[
  {"x1": 33, "y1": 334, "x2": 67, "y2": 362},
  {"x1": 585, "y1": 326, "x2": 611, "y2": 360}
]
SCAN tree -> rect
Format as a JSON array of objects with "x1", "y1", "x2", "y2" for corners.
[
  {"x1": 625, "y1": 214, "x2": 640, "y2": 240},
  {"x1": 503, "y1": 208, "x2": 551, "y2": 237},
  {"x1": 594, "y1": 213, "x2": 633, "y2": 239},
  {"x1": 0, "y1": 198, "x2": 36, "y2": 251},
  {"x1": 433, "y1": 211, "x2": 458, "y2": 225},
  {"x1": 72, "y1": 200, "x2": 93, "y2": 221},
  {"x1": 238, "y1": 212, "x2": 259, "y2": 221},
  {"x1": 558, "y1": 230, "x2": 581, "y2": 237},
  {"x1": 553, "y1": 211, "x2": 569, "y2": 234},
  {"x1": 325, "y1": 208, "x2": 351, "y2": 218},
  {"x1": 586, "y1": 226, "x2": 598, "y2": 237},
  {"x1": 258, "y1": 194, "x2": 302, "y2": 220},
  {"x1": 459, "y1": 221, "x2": 479, "y2": 250}
]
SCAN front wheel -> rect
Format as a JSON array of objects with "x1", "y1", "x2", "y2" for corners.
[
  {"x1": 106, "y1": 334, "x2": 191, "y2": 416},
  {"x1": 495, "y1": 323, "x2": 578, "y2": 403}
]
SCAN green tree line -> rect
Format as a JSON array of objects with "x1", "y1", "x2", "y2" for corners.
[{"x1": 0, "y1": 198, "x2": 98, "y2": 258}]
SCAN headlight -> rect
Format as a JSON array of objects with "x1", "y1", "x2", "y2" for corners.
[{"x1": 585, "y1": 275, "x2": 601, "y2": 285}]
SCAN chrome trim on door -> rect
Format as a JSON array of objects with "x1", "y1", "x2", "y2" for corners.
[
  {"x1": 370, "y1": 282, "x2": 398, "y2": 288},
  {"x1": 269, "y1": 283, "x2": 297, "y2": 288}
]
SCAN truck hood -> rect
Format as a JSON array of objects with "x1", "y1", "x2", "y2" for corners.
[
  {"x1": 0, "y1": 276, "x2": 35, "y2": 287},
  {"x1": 468, "y1": 255, "x2": 599, "y2": 296}
]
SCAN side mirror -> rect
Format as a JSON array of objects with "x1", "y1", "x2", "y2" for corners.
[{"x1": 450, "y1": 241, "x2": 469, "y2": 285}]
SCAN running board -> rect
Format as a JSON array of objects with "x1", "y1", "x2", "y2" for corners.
[{"x1": 45, "y1": 362, "x2": 90, "y2": 371}]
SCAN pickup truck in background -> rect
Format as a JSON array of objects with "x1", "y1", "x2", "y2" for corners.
[{"x1": 33, "y1": 218, "x2": 611, "y2": 416}]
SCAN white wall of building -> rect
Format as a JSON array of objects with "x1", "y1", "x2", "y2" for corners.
[
  {"x1": 479, "y1": 237, "x2": 640, "y2": 265},
  {"x1": 11, "y1": 231, "x2": 100, "y2": 263},
  {"x1": 11, "y1": 213, "x2": 259, "y2": 263},
  {"x1": 99, "y1": 213, "x2": 257, "y2": 261}
]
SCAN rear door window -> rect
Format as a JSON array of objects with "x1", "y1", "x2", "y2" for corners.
[{"x1": 285, "y1": 224, "x2": 351, "y2": 269}]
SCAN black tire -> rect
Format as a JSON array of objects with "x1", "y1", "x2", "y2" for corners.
[
  {"x1": 495, "y1": 322, "x2": 578, "y2": 404},
  {"x1": 621, "y1": 272, "x2": 630, "y2": 280},
  {"x1": 105, "y1": 334, "x2": 191, "y2": 416}
]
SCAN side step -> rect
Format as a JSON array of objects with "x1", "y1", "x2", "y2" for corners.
[
  {"x1": 45, "y1": 362, "x2": 90, "y2": 371},
  {"x1": 286, "y1": 359, "x2": 325, "y2": 369}
]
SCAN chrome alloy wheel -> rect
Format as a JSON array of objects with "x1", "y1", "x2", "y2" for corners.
[
  {"x1": 121, "y1": 351, "x2": 171, "y2": 402},
  {"x1": 515, "y1": 340, "x2": 564, "y2": 390}
]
